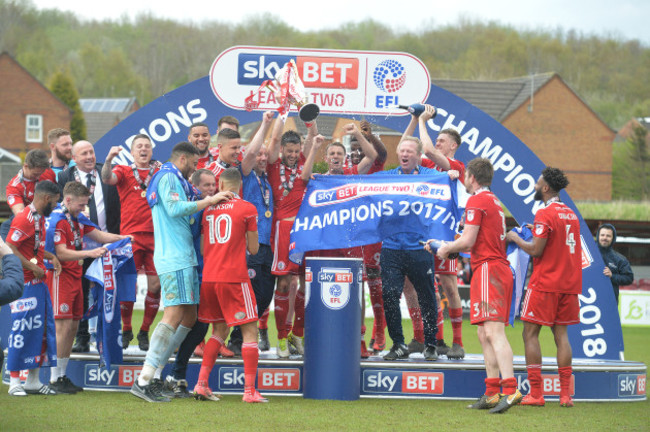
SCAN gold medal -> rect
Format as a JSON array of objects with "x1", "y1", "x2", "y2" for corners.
[
  {"x1": 283, "y1": 189, "x2": 289, "y2": 197},
  {"x1": 78, "y1": 259, "x2": 84, "y2": 266},
  {"x1": 265, "y1": 210, "x2": 272, "y2": 218},
  {"x1": 189, "y1": 217, "x2": 195, "y2": 225},
  {"x1": 141, "y1": 191, "x2": 146, "y2": 198},
  {"x1": 30, "y1": 257, "x2": 38, "y2": 265}
]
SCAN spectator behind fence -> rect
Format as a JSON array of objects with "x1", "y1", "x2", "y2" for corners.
[{"x1": 596, "y1": 223, "x2": 634, "y2": 304}]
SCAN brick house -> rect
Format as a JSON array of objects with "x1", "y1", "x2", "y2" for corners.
[{"x1": 0, "y1": 52, "x2": 72, "y2": 156}]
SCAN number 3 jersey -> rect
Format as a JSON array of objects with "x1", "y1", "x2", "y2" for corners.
[
  {"x1": 528, "y1": 201, "x2": 582, "y2": 294},
  {"x1": 201, "y1": 197, "x2": 258, "y2": 283}
]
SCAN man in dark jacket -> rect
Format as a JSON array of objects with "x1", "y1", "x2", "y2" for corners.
[
  {"x1": 597, "y1": 223, "x2": 634, "y2": 304},
  {"x1": 0, "y1": 237, "x2": 23, "y2": 306}
]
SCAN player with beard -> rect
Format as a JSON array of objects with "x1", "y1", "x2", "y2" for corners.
[
  {"x1": 130, "y1": 142, "x2": 233, "y2": 403},
  {"x1": 348, "y1": 121, "x2": 389, "y2": 353},
  {"x1": 6, "y1": 181, "x2": 61, "y2": 396},
  {"x1": 102, "y1": 135, "x2": 163, "y2": 350},
  {"x1": 507, "y1": 167, "x2": 581, "y2": 408},
  {"x1": 189, "y1": 117, "x2": 240, "y2": 170},
  {"x1": 403, "y1": 105, "x2": 466, "y2": 359},
  {"x1": 434, "y1": 158, "x2": 521, "y2": 414},
  {"x1": 48, "y1": 129, "x2": 73, "y2": 180},
  {"x1": 266, "y1": 117, "x2": 323, "y2": 358}
]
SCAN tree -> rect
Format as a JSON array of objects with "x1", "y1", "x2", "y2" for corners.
[
  {"x1": 49, "y1": 71, "x2": 86, "y2": 142},
  {"x1": 613, "y1": 124, "x2": 650, "y2": 200}
]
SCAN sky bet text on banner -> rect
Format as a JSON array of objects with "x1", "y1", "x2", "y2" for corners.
[
  {"x1": 288, "y1": 173, "x2": 462, "y2": 264},
  {"x1": 92, "y1": 46, "x2": 624, "y2": 360}
]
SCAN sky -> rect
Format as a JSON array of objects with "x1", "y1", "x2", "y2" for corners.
[{"x1": 30, "y1": 0, "x2": 650, "y2": 44}]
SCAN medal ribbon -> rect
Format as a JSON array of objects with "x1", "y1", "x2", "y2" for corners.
[
  {"x1": 279, "y1": 162, "x2": 298, "y2": 194},
  {"x1": 61, "y1": 204, "x2": 83, "y2": 251},
  {"x1": 74, "y1": 167, "x2": 97, "y2": 195},
  {"x1": 131, "y1": 161, "x2": 159, "y2": 191}
]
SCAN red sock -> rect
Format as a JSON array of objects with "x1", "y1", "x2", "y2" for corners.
[
  {"x1": 274, "y1": 294, "x2": 290, "y2": 339},
  {"x1": 485, "y1": 377, "x2": 501, "y2": 396},
  {"x1": 242, "y1": 342, "x2": 259, "y2": 393},
  {"x1": 120, "y1": 301, "x2": 134, "y2": 331},
  {"x1": 449, "y1": 307, "x2": 463, "y2": 346},
  {"x1": 436, "y1": 306, "x2": 445, "y2": 341},
  {"x1": 558, "y1": 366, "x2": 573, "y2": 398},
  {"x1": 368, "y1": 278, "x2": 386, "y2": 336},
  {"x1": 501, "y1": 377, "x2": 517, "y2": 395},
  {"x1": 292, "y1": 291, "x2": 305, "y2": 337},
  {"x1": 409, "y1": 307, "x2": 424, "y2": 343},
  {"x1": 527, "y1": 364, "x2": 543, "y2": 398},
  {"x1": 258, "y1": 308, "x2": 269, "y2": 330},
  {"x1": 198, "y1": 335, "x2": 223, "y2": 382},
  {"x1": 141, "y1": 290, "x2": 160, "y2": 332}
]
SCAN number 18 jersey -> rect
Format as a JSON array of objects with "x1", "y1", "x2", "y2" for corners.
[
  {"x1": 201, "y1": 197, "x2": 257, "y2": 283},
  {"x1": 529, "y1": 201, "x2": 582, "y2": 294}
]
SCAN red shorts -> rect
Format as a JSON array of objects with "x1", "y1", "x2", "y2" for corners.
[
  {"x1": 271, "y1": 220, "x2": 300, "y2": 276},
  {"x1": 434, "y1": 256, "x2": 457, "y2": 276},
  {"x1": 198, "y1": 281, "x2": 258, "y2": 327},
  {"x1": 132, "y1": 232, "x2": 157, "y2": 275},
  {"x1": 469, "y1": 261, "x2": 513, "y2": 325},
  {"x1": 521, "y1": 290, "x2": 580, "y2": 326},
  {"x1": 47, "y1": 270, "x2": 83, "y2": 320}
]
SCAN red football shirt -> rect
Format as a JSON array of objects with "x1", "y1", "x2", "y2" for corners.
[
  {"x1": 528, "y1": 201, "x2": 582, "y2": 294},
  {"x1": 201, "y1": 197, "x2": 258, "y2": 283},
  {"x1": 113, "y1": 164, "x2": 159, "y2": 234},
  {"x1": 6, "y1": 169, "x2": 57, "y2": 209},
  {"x1": 6, "y1": 205, "x2": 46, "y2": 282},
  {"x1": 464, "y1": 189, "x2": 509, "y2": 271},
  {"x1": 267, "y1": 153, "x2": 307, "y2": 220},
  {"x1": 197, "y1": 148, "x2": 220, "y2": 170},
  {"x1": 54, "y1": 217, "x2": 96, "y2": 278},
  {"x1": 421, "y1": 157, "x2": 465, "y2": 185}
]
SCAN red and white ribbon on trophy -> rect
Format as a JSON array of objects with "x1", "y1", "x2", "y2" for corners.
[{"x1": 244, "y1": 60, "x2": 319, "y2": 126}]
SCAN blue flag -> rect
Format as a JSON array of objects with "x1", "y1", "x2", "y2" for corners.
[
  {"x1": 506, "y1": 225, "x2": 533, "y2": 326},
  {"x1": 85, "y1": 238, "x2": 137, "y2": 368},
  {"x1": 289, "y1": 173, "x2": 462, "y2": 264},
  {"x1": 6, "y1": 282, "x2": 57, "y2": 371},
  {"x1": 44, "y1": 204, "x2": 99, "y2": 268}
]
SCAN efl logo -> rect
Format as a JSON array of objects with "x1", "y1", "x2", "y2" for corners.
[
  {"x1": 9, "y1": 297, "x2": 38, "y2": 314},
  {"x1": 618, "y1": 374, "x2": 646, "y2": 396},
  {"x1": 257, "y1": 368, "x2": 300, "y2": 391},
  {"x1": 363, "y1": 370, "x2": 444, "y2": 395},
  {"x1": 373, "y1": 60, "x2": 406, "y2": 93}
]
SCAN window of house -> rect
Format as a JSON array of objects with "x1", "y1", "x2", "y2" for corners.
[{"x1": 25, "y1": 114, "x2": 43, "y2": 142}]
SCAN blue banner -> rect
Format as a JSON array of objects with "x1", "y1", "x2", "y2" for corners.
[
  {"x1": 6, "y1": 282, "x2": 57, "y2": 371},
  {"x1": 506, "y1": 225, "x2": 533, "y2": 326},
  {"x1": 85, "y1": 239, "x2": 137, "y2": 368},
  {"x1": 91, "y1": 47, "x2": 623, "y2": 360},
  {"x1": 289, "y1": 173, "x2": 461, "y2": 264}
]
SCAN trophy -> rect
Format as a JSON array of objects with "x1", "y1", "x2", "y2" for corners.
[{"x1": 245, "y1": 60, "x2": 320, "y2": 126}]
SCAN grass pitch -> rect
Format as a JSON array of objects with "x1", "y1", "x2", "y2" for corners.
[{"x1": 1, "y1": 315, "x2": 648, "y2": 432}]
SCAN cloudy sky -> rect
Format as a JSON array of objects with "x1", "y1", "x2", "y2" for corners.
[{"x1": 31, "y1": 0, "x2": 649, "y2": 44}]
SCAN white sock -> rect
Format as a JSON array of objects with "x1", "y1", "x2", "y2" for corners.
[
  {"x1": 58, "y1": 358, "x2": 69, "y2": 377},
  {"x1": 10, "y1": 376, "x2": 21, "y2": 387},
  {"x1": 25, "y1": 368, "x2": 41, "y2": 389},
  {"x1": 137, "y1": 364, "x2": 156, "y2": 387},
  {"x1": 50, "y1": 366, "x2": 59, "y2": 383},
  {"x1": 153, "y1": 366, "x2": 163, "y2": 380}
]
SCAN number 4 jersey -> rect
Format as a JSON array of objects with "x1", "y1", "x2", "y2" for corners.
[
  {"x1": 528, "y1": 201, "x2": 582, "y2": 294},
  {"x1": 201, "y1": 197, "x2": 258, "y2": 283}
]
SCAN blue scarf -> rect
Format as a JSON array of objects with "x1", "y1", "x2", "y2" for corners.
[
  {"x1": 147, "y1": 162, "x2": 198, "y2": 208},
  {"x1": 44, "y1": 204, "x2": 99, "y2": 269},
  {"x1": 84, "y1": 238, "x2": 137, "y2": 368},
  {"x1": 6, "y1": 281, "x2": 57, "y2": 371},
  {"x1": 506, "y1": 225, "x2": 533, "y2": 326}
]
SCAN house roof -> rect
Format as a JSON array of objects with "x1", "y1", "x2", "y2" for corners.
[
  {"x1": 79, "y1": 98, "x2": 138, "y2": 143},
  {"x1": 432, "y1": 72, "x2": 555, "y2": 122}
]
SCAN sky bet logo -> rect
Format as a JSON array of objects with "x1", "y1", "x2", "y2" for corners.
[
  {"x1": 618, "y1": 374, "x2": 646, "y2": 396},
  {"x1": 238, "y1": 53, "x2": 359, "y2": 89},
  {"x1": 364, "y1": 370, "x2": 444, "y2": 395}
]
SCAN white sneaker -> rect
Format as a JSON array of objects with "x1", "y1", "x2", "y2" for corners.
[{"x1": 9, "y1": 384, "x2": 27, "y2": 397}]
